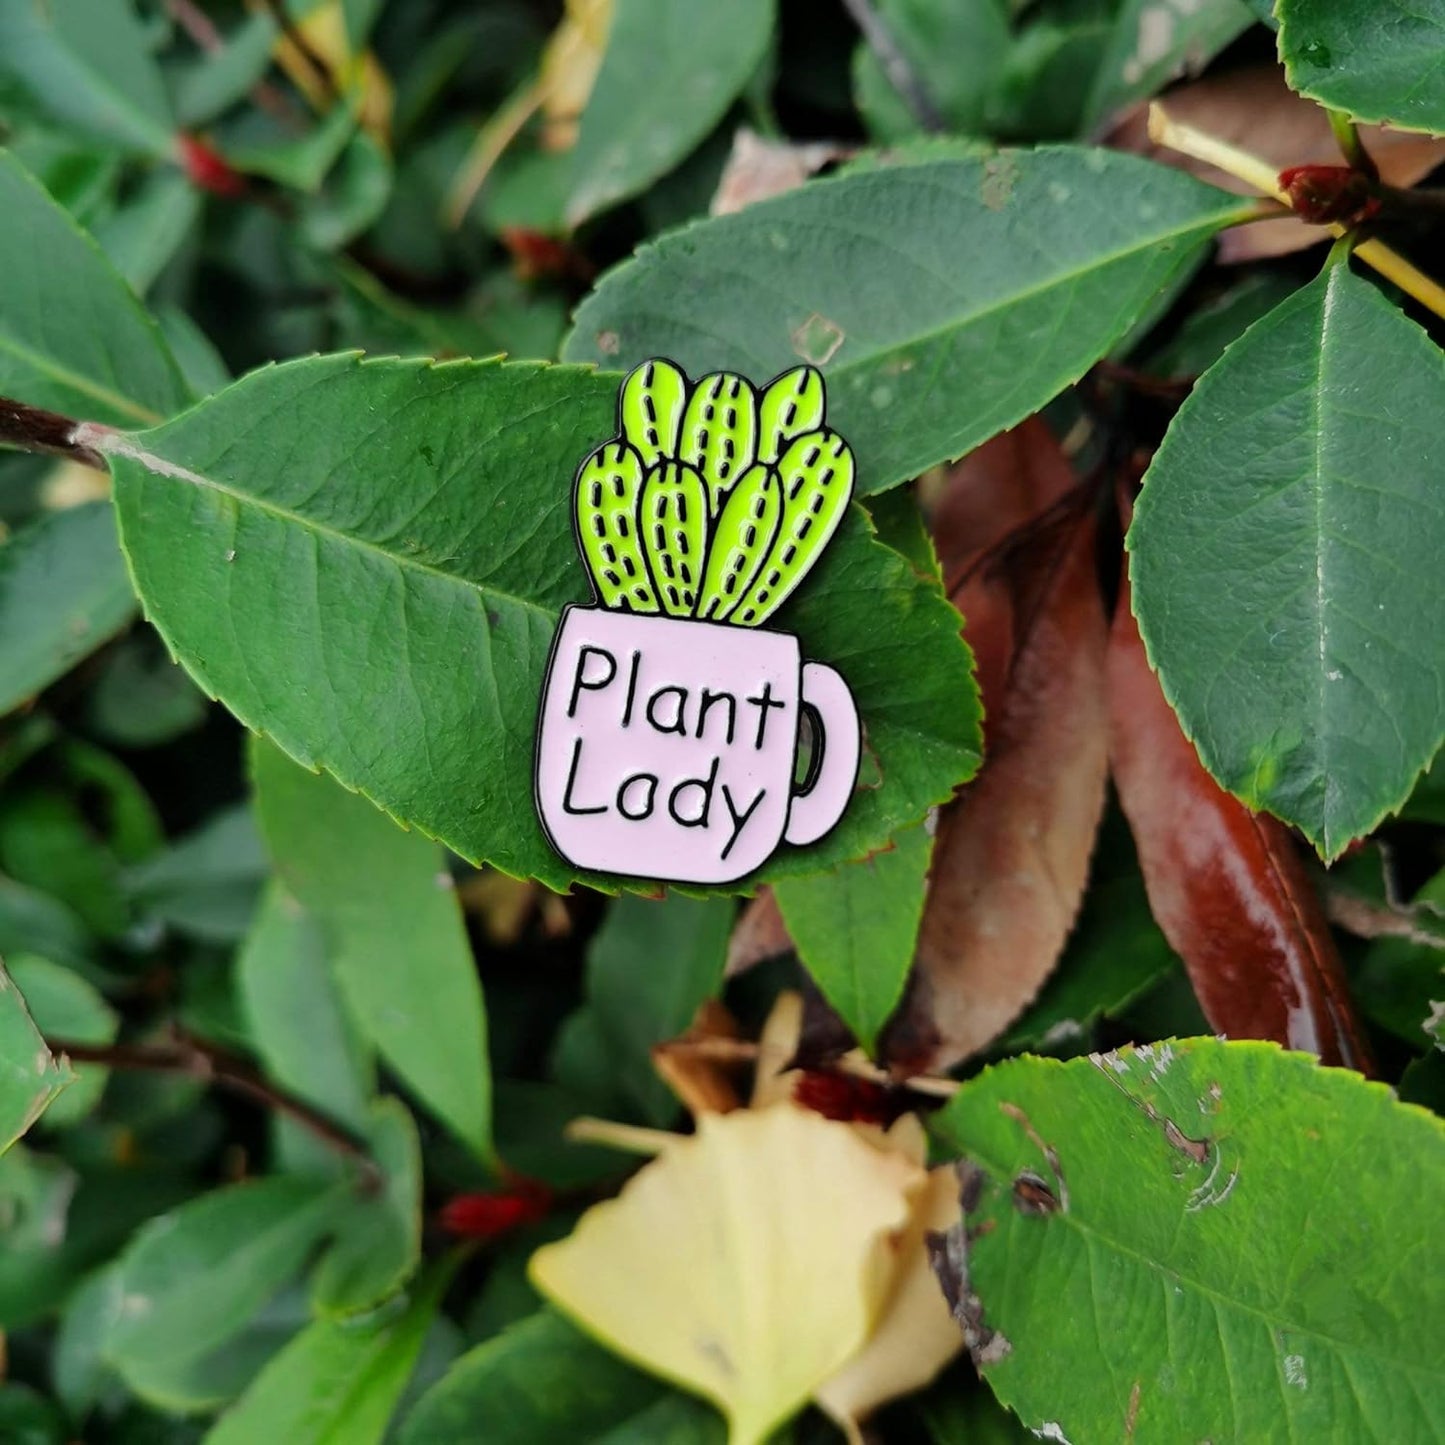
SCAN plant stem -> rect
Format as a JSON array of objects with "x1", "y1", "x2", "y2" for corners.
[
  {"x1": 839, "y1": 0, "x2": 945, "y2": 133},
  {"x1": 1326, "y1": 107, "x2": 1378, "y2": 181},
  {"x1": 1149, "y1": 102, "x2": 1445, "y2": 323},
  {"x1": 0, "y1": 397, "x2": 106, "y2": 470},
  {"x1": 49, "y1": 1033, "x2": 381, "y2": 1184}
]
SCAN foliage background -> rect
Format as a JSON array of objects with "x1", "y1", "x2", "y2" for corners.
[{"x1": 0, "y1": 0, "x2": 1443, "y2": 1441}]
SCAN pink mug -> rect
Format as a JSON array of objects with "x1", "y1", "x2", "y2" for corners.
[{"x1": 535, "y1": 605, "x2": 861, "y2": 885}]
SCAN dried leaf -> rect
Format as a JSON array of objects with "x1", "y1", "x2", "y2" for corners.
[
  {"x1": 1108, "y1": 571, "x2": 1372, "y2": 1070},
  {"x1": 814, "y1": 1164, "x2": 963, "y2": 1443},
  {"x1": 1110, "y1": 64, "x2": 1445, "y2": 261},
  {"x1": 711, "y1": 129, "x2": 849, "y2": 216},
  {"x1": 529, "y1": 1105, "x2": 923, "y2": 1445},
  {"x1": 726, "y1": 888, "x2": 794, "y2": 978},
  {"x1": 882, "y1": 422, "x2": 1109, "y2": 1072}
]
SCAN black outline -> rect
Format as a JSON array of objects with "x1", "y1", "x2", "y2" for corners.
[{"x1": 538, "y1": 357, "x2": 862, "y2": 887}]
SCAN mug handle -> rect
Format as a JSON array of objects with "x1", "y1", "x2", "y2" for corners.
[{"x1": 784, "y1": 661, "x2": 861, "y2": 847}]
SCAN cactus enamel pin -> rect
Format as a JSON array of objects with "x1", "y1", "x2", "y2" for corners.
[{"x1": 534, "y1": 359, "x2": 862, "y2": 885}]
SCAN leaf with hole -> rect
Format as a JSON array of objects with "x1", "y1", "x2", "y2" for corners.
[{"x1": 929, "y1": 1038, "x2": 1445, "y2": 1442}]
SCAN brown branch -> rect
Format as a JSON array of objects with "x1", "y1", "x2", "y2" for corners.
[
  {"x1": 839, "y1": 0, "x2": 944, "y2": 133},
  {"x1": 49, "y1": 1033, "x2": 381, "y2": 1187},
  {"x1": 0, "y1": 397, "x2": 106, "y2": 470},
  {"x1": 165, "y1": 0, "x2": 308, "y2": 129}
]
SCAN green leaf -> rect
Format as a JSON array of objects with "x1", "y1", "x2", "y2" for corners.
[
  {"x1": 568, "y1": 0, "x2": 774, "y2": 226},
  {"x1": 93, "y1": 170, "x2": 202, "y2": 296},
  {"x1": 300, "y1": 131, "x2": 392, "y2": 251},
  {"x1": 564, "y1": 149, "x2": 1252, "y2": 492},
  {"x1": 0, "y1": 503, "x2": 136, "y2": 717},
  {"x1": 0, "y1": 150, "x2": 189, "y2": 425},
  {"x1": 0, "y1": 0, "x2": 174, "y2": 156},
  {"x1": 1278, "y1": 0, "x2": 1445, "y2": 135},
  {"x1": 1082, "y1": 0, "x2": 1254, "y2": 129},
  {"x1": 112, "y1": 1284, "x2": 315, "y2": 1415},
  {"x1": 102, "y1": 353, "x2": 980, "y2": 891},
  {"x1": 397, "y1": 1309, "x2": 666, "y2": 1445},
  {"x1": 85, "y1": 633, "x2": 210, "y2": 750},
  {"x1": 238, "y1": 879, "x2": 374, "y2": 1172},
  {"x1": 774, "y1": 818, "x2": 931, "y2": 1052},
  {"x1": 174, "y1": 12, "x2": 280, "y2": 128},
  {"x1": 929, "y1": 1039, "x2": 1445, "y2": 1441},
  {"x1": 228, "y1": 96, "x2": 362, "y2": 192},
  {"x1": 104, "y1": 1173, "x2": 338, "y2": 1398},
  {"x1": 853, "y1": 0, "x2": 1009, "y2": 141},
  {"x1": 1129, "y1": 264, "x2": 1445, "y2": 859},
  {"x1": 105, "y1": 1178, "x2": 340, "y2": 1389},
  {"x1": 2, "y1": 955, "x2": 117, "y2": 1126},
  {"x1": 205, "y1": 1257, "x2": 449, "y2": 1445},
  {"x1": 0, "y1": 964, "x2": 72, "y2": 1152},
  {"x1": 558, "y1": 894, "x2": 732, "y2": 1125},
  {"x1": 310, "y1": 1098, "x2": 422, "y2": 1317},
  {"x1": 252, "y1": 740, "x2": 493, "y2": 1163}
]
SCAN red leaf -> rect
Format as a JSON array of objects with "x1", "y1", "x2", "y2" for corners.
[
  {"x1": 1108, "y1": 571, "x2": 1373, "y2": 1071},
  {"x1": 880, "y1": 421, "x2": 1109, "y2": 1073}
]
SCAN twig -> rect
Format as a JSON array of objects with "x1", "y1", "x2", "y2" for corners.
[
  {"x1": 1149, "y1": 102, "x2": 1445, "y2": 323},
  {"x1": 1325, "y1": 891, "x2": 1445, "y2": 949},
  {"x1": 49, "y1": 1033, "x2": 381, "y2": 1185},
  {"x1": 839, "y1": 0, "x2": 944, "y2": 133},
  {"x1": 1326, "y1": 107, "x2": 1378, "y2": 181},
  {"x1": 0, "y1": 397, "x2": 106, "y2": 470}
]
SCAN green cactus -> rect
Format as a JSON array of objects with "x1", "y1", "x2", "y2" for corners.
[
  {"x1": 732, "y1": 429, "x2": 854, "y2": 627},
  {"x1": 696, "y1": 463, "x2": 782, "y2": 621},
  {"x1": 574, "y1": 441, "x2": 658, "y2": 613},
  {"x1": 640, "y1": 461, "x2": 710, "y2": 617},
  {"x1": 757, "y1": 365, "x2": 825, "y2": 464},
  {"x1": 619, "y1": 358, "x2": 687, "y2": 468},
  {"x1": 679, "y1": 372, "x2": 758, "y2": 515}
]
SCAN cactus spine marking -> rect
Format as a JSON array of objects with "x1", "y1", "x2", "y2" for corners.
[
  {"x1": 573, "y1": 361, "x2": 854, "y2": 626},
  {"x1": 620, "y1": 358, "x2": 688, "y2": 468},
  {"x1": 574, "y1": 442, "x2": 658, "y2": 613},
  {"x1": 640, "y1": 461, "x2": 709, "y2": 617},
  {"x1": 757, "y1": 365, "x2": 825, "y2": 464},
  {"x1": 696, "y1": 463, "x2": 782, "y2": 621},
  {"x1": 679, "y1": 372, "x2": 758, "y2": 515},
  {"x1": 732, "y1": 430, "x2": 853, "y2": 626}
]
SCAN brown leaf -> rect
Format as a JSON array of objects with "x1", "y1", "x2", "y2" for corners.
[
  {"x1": 726, "y1": 888, "x2": 794, "y2": 978},
  {"x1": 1109, "y1": 64, "x2": 1445, "y2": 260},
  {"x1": 710, "y1": 129, "x2": 850, "y2": 217},
  {"x1": 880, "y1": 422, "x2": 1109, "y2": 1073},
  {"x1": 1108, "y1": 571, "x2": 1373, "y2": 1071}
]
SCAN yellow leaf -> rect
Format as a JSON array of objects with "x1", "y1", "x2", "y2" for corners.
[
  {"x1": 270, "y1": 0, "x2": 393, "y2": 140},
  {"x1": 529, "y1": 1104, "x2": 924, "y2": 1445},
  {"x1": 539, "y1": 0, "x2": 614, "y2": 151},
  {"x1": 814, "y1": 1166, "x2": 964, "y2": 1442}
]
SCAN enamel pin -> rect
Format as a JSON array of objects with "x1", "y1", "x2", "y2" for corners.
[{"x1": 534, "y1": 359, "x2": 861, "y2": 885}]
